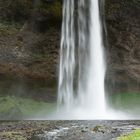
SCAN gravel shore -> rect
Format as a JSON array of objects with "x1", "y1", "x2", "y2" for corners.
[{"x1": 0, "y1": 121, "x2": 140, "y2": 140}]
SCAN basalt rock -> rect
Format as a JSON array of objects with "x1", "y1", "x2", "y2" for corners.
[
  {"x1": 0, "y1": 0, "x2": 61, "y2": 86},
  {"x1": 105, "y1": 0, "x2": 140, "y2": 93},
  {"x1": 0, "y1": 0, "x2": 139, "y2": 93}
]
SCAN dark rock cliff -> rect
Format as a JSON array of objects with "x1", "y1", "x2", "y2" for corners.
[
  {"x1": 0, "y1": 0, "x2": 139, "y2": 93},
  {"x1": 0, "y1": 0, "x2": 61, "y2": 86},
  {"x1": 105, "y1": 0, "x2": 140, "y2": 92}
]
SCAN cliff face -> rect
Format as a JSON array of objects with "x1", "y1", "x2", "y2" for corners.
[
  {"x1": 105, "y1": 0, "x2": 140, "y2": 92},
  {"x1": 0, "y1": 0, "x2": 61, "y2": 85},
  {"x1": 0, "y1": 0, "x2": 139, "y2": 92}
]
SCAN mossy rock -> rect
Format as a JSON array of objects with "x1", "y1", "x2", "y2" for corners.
[
  {"x1": 0, "y1": 0, "x2": 62, "y2": 26},
  {"x1": 117, "y1": 129, "x2": 140, "y2": 140},
  {"x1": 0, "y1": 0, "x2": 33, "y2": 23},
  {"x1": 38, "y1": 0, "x2": 61, "y2": 18},
  {"x1": 0, "y1": 131, "x2": 26, "y2": 140},
  {"x1": 0, "y1": 96, "x2": 56, "y2": 119}
]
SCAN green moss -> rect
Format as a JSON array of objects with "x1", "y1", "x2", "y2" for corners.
[
  {"x1": 0, "y1": 96, "x2": 56, "y2": 118},
  {"x1": 36, "y1": 0, "x2": 61, "y2": 18},
  {"x1": 0, "y1": 22, "x2": 21, "y2": 29},
  {"x1": 0, "y1": 22, "x2": 20, "y2": 37},
  {"x1": 118, "y1": 129, "x2": 140, "y2": 140},
  {"x1": 45, "y1": 1, "x2": 61, "y2": 18},
  {"x1": 31, "y1": 53, "x2": 48, "y2": 59},
  {"x1": 0, "y1": 0, "x2": 32, "y2": 22},
  {"x1": 93, "y1": 125, "x2": 105, "y2": 132},
  {"x1": 0, "y1": 131, "x2": 26, "y2": 140}
]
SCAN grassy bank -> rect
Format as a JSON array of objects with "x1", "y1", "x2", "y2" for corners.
[
  {"x1": 118, "y1": 129, "x2": 140, "y2": 140},
  {"x1": 0, "y1": 96, "x2": 56, "y2": 119}
]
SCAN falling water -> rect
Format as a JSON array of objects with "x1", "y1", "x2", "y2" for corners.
[
  {"x1": 58, "y1": 0, "x2": 106, "y2": 119},
  {"x1": 58, "y1": 0, "x2": 75, "y2": 108},
  {"x1": 56, "y1": 0, "x2": 126, "y2": 119},
  {"x1": 86, "y1": 0, "x2": 106, "y2": 116}
]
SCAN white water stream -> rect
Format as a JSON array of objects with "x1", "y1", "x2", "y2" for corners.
[{"x1": 55, "y1": 0, "x2": 127, "y2": 120}]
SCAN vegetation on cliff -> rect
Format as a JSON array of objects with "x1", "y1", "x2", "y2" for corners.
[
  {"x1": 0, "y1": 0, "x2": 61, "y2": 83},
  {"x1": 0, "y1": 0, "x2": 61, "y2": 24},
  {"x1": 105, "y1": 0, "x2": 140, "y2": 92},
  {"x1": 0, "y1": 0, "x2": 139, "y2": 92}
]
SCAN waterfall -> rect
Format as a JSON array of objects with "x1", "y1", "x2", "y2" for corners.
[
  {"x1": 58, "y1": 0, "x2": 75, "y2": 108},
  {"x1": 57, "y1": 0, "x2": 106, "y2": 119},
  {"x1": 85, "y1": 0, "x2": 106, "y2": 116}
]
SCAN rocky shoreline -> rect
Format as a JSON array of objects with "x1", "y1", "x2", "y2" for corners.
[{"x1": 0, "y1": 121, "x2": 140, "y2": 140}]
